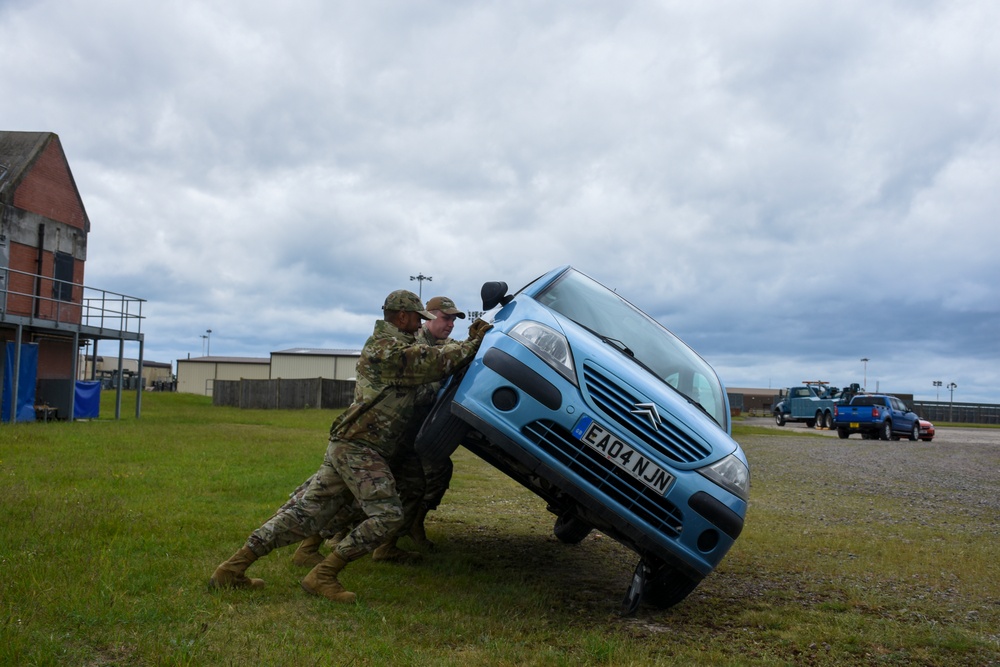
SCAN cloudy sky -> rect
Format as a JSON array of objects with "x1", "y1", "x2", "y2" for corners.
[{"x1": 3, "y1": 0, "x2": 998, "y2": 403}]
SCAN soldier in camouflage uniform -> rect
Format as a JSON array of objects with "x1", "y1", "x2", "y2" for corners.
[
  {"x1": 286, "y1": 294, "x2": 469, "y2": 565},
  {"x1": 407, "y1": 295, "x2": 466, "y2": 549},
  {"x1": 209, "y1": 290, "x2": 492, "y2": 603}
]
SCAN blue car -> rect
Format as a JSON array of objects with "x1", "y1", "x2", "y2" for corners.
[{"x1": 416, "y1": 266, "x2": 749, "y2": 612}]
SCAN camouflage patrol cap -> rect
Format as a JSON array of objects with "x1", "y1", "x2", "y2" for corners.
[
  {"x1": 382, "y1": 289, "x2": 435, "y2": 320},
  {"x1": 425, "y1": 296, "x2": 466, "y2": 319}
]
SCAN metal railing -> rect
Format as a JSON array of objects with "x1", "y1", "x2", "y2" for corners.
[{"x1": 0, "y1": 265, "x2": 144, "y2": 336}]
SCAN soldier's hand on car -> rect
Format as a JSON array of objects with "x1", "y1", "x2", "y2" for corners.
[{"x1": 467, "y1": 318, "x2": 493, "y2": 343}]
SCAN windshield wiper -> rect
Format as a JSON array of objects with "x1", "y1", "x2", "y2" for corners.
[{"x1": 601, "y1": 335, "x2": 634, "y2": 357}]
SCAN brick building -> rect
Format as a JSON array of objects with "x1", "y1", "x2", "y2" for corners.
[{"x1": 1, "y1": 131, "x2": 145, "y2": 422}]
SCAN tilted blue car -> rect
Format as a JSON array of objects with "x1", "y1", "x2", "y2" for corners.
[{"x1": 416, "y1": 266, "x2": 749, "y2": 611}]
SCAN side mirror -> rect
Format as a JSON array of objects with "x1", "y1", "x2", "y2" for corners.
[{"x1": 481, "y1": 281, "x2": 512, "y2": 310}]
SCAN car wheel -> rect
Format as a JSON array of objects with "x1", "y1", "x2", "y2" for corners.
[
  {"x1": 880, "y1": 420, "x2": 892, "y2": 441},
  {"x1": 837, "y1": 428, "x2": 849, "y2": 439},
  {"x1": 909, "y1": 423, "x2": 919, "y2": 441},
  {"x1": 414, "y1": 370, "x2": 470, "y2": 464},
  {"x1": 805, "y1": 419, "x2": 816, "y2": 428},
  {"x1": 553, "y1": 514, "x2": 592, "y2": 544},
  {"x1": 645, "y1": 564, "x2": 701, "y2": 610},
  {"x1": 774, "y1": 412, "x2": 786, "y2": 426},
  {"x1": 815, "y1": 411, "x2": 824, "y2": 429}
]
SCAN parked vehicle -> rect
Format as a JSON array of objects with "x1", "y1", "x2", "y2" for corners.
[
  {"x1": 918, "y1": 419, "x2": 935, "y2": 442},
  {"x1": 773, "y1": 382, "x2": 858, "y2": 429},
  {"x1": 416, "y1": 266, "x2": 749, "y2": 613},
  {"x1": 833, "y1": 394, "x2": 921, "y2": 441}
]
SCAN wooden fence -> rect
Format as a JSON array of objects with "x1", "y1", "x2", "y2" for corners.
[{"x1": 212, "y1": 378, "x2": 355, "y2": 410}]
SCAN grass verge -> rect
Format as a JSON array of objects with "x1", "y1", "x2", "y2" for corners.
[{"x1": 1, "y1": 393, "x2": 997, "y2": 665}]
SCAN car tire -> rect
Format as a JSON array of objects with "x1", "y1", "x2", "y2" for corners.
[
  {"x1": 909, "y1": 423, "x2": 919, "y2": 441},
  {"x1": 553, "y1": 514, "x2": 592, "y2": 544},
  {"x1": 815, "y1": 411, "x2": 824, "y2": 429},
  {"x1": 645, "y1": 564, "x2": 701, "y2": 609},
  {"x1": 837, "y1": 428, "x2": 849, "y2": 439},
  {"x1": 414, "y1": 370, "x2": 470, "y2": 464},
  {"x1": 880, "y1": 420, "x2": 892, "y2": 441},
  {"x1": 774, "y1": 412, "x2": 786, "y2": 426},
  {"x1": 805, "y1": 419, "x2": 816, "y2": 428}
]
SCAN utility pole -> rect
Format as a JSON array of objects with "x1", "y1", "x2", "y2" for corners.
[
  {"x1": 206, "y1": 329, "x2": 212, "y2": 356},
  {"x1": 947, "y1": 382, "x2": 957, "y2": 422},
  {"x1": 409, "y1": 273, "x2": 432, "y2": 300}
]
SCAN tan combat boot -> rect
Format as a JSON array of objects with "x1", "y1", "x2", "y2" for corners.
[
  {"x1": 291, "y1": 534, "x2": 325, "y2": 568},
  {"x1": 209, "y1": 546, "x2": 266, "y2": 590},
  {"x1": 300, "y1": 553, "x2": 357, "y2": 603},
  {"x1": 372, "y1": 537, "x2": 423, "y2": 563}
]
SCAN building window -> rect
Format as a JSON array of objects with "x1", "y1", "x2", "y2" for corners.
[{"x1": 53, "y1": 251, "x2": 74, "y2": 302}]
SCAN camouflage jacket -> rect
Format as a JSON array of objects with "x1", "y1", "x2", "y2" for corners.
[{"x1": 328, "y1": 319, "x2": 479, "y2": 458}]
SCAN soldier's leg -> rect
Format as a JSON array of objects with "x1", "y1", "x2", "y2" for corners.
[
  {"x1": 326, "y1": 441, "x2": 405, "y2": 563},
  {"x1": 210, "y1": 461, "x2": 348, "y2": 590},
  {"x1": 372, "y1": 450, "x2": 426, "y2": 561},
  {"x1": 411, "y1": 456, "x2": 454, "y2": 546}
]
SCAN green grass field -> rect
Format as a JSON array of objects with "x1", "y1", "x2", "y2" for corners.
[{"x1": 2, "y1": 393, "x2": 997, "y2": 666}]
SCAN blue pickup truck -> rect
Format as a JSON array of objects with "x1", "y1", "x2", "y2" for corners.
[
  {"x1": 833, "y1": 394, "x2": 921, "y2": 440},
  {"x1": 415, "y1": 266, "x2": 749, "y2": 613}
]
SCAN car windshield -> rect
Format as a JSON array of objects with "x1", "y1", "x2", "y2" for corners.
[{"x1": 533, "y1": 269, "x2": 728, "y2": 429}]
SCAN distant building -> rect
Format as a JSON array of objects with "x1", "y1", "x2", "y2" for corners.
[
  {"x1": 175, "y1": 348, "x2": 360, "y2": 396},
  {"x1": 80, "y1": 355, "x2": 173, "y2": 389}
]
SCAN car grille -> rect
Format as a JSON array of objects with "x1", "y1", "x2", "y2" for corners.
[
  {"x1": 522, "y1": 420, "x2": 683, "y2": 538},
  {"x1": 583, "y1": 364, "x2": 711, "y2": 464}
]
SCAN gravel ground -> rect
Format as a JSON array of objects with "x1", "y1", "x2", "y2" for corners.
[{"x1": 740, "y1": 418, "x2": 1000, "y2": 524}]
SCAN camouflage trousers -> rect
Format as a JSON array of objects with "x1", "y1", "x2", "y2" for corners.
[
  {"x1": 246, "y1": 438, "x2": 408, "y2": 562},
  {"x1": 420, "y1": 456, "x2": 454, "y2": 510},
  {"x1": 280, "y1": 448, "x2": 428, "y2": 542}
]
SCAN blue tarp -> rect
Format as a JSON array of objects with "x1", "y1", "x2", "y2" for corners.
[
  {"x1": 2, "y1": 342, "x2": 38, "y2": 423},
  {"x1": 74, "y1": 381, "x2": 102, "y2": 419}
]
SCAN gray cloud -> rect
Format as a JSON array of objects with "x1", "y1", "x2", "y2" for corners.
[{"x1": 3, "y1": 0, "x2": 997, "y2": 401}]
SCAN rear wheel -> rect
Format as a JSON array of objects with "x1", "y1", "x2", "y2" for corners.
[
  {"x1": 880, "y1": 420, "x2": 893, "y2": 441},
  {"x1": 837, "y1": 428, "x2": 849, "y2": 439},
  {"x1": 815, "y1": 411, "x2": 824, "y2": 429}
]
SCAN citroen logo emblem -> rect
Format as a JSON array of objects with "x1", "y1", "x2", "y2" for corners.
[{"x1": 631, "y1": 402, "x2": 662, "y2": 430}]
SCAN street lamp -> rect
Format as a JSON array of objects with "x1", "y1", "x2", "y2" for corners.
[
  {"x1": 409, "y1": 273, "x2": 432, "y2": 300},
  {"x1": 860, "y1": 358, "x2": 869, "y2": 391},
  {"x1": 933, "y1": 380, "x2": 942, "y2": 402},
  {"x1": 200, "y1": 334, "x2": 208, "y2": 356},
  {"x1": 206, "y1": 329, "x2": 212, "y2": 356},
  {"x1": 947, "y1": 382, "x2": 957, "y2": 422}
]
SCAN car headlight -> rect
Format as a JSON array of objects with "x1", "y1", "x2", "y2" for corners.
[
  {"x1": 508, "y1": 320, "x2": 577, "y2": 386},
  {"x1": 697, "y1": 453, "x2": 750, "y2": 502}
]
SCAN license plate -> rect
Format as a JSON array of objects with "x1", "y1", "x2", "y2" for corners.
[
  {"x1": 850, "y1": 422, "x2": 859, "y2": 428},
  {"x1": 573, "y1": 417, "x2": 674, "y2": 495}
]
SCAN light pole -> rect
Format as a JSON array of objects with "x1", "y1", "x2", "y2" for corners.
[
  {"x1": 947, "y1": 382, "x2": 957, "y2": 422},
  {"x1": 860, "y1": 357, "x2": 869, "y2": 391},
  {"x1": 409, "y1": 273, "x2": 432, "y2": 300},
  {"x1": 933, "y1": 380, "x2": 942, "y2": 402},
  {"x1": 200, "y1": 334, "x2": 208, "y2": 356},
  {"x1": 206, "y1": 329, "x2": 212, "y2": 356}
]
